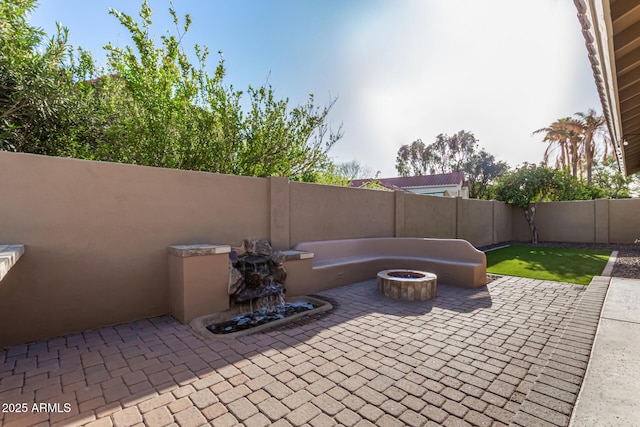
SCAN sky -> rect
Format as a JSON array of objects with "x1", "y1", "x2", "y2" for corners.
[{"x1": 30, "y1": 0, "x2": 601, "y2": 178}]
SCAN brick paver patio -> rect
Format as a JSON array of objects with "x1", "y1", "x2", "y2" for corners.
[{"x1": 0, "y1": 276, "x2": 589, "y2": 426}]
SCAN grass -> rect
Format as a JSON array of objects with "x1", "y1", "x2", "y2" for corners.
[{"x1": 485, "y1": 245, "x2": 611, "y2": 285}]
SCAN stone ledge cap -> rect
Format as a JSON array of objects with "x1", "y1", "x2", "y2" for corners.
[
  {"x1": 168, "y1": 244, "x2": 231, "y2": 257},
  {"x1": 278, "y1": 250, "x2": 314, "y2": 261}
]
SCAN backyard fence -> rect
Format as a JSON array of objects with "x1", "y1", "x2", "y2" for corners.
[{"x1": 1, "y1": 151, "x2": 639, "y2": 345}]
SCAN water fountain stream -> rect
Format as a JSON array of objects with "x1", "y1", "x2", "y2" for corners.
[{"x1": 206, "y1": 238, "x2": 317, "y2": 334}]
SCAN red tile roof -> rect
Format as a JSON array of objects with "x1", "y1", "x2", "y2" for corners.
[{"x1": 350, "y1": 172, "x2": 465, "y2": 189}]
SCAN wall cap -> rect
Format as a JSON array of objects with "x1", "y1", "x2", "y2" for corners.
[
  {"x1": 279, "y1": 250, "x2": 314, "y2": 260},
  {"x1": 168, "y1": 244, "x2": 231, "y2": 257}
]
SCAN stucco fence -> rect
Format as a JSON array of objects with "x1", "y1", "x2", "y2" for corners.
[{"x1": 1, "y1": 151, "x2": 639, "y2": 346}]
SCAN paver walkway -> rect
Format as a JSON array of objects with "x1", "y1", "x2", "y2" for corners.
[{"x1": 0, "y1": 277, "x2": 586, "y2": 427}]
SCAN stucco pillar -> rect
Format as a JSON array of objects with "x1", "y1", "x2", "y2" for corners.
[
  {"x1": 279, "y1": 250, "x2": 315, "y2": 296},
  {"x1": 492, "y1": 201, "x2": 499, "y2": 244},
  {"x1": 269, "y1": 177, "x2": 290, "y2": 250},
  {"x1": 395, "y1": 191, "x2": 406, "y2": 237},
  {"x1": 594, "y1": 199, "x2": 610, "y2": 243},
  {"x1": 168, "y1": 244, "x2": 231, "y2": 324},
  {"x1": 455, "y1": 196, "x2": 462, "y2": 239}
]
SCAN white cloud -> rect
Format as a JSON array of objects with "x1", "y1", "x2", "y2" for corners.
[{"x1": 328, "y1": 0, "x2": 601, "y2": 177}]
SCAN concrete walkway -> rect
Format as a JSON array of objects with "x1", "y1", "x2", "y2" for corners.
[
  {"x1": 0, "y1": 276, "x2": 587, "y2": 427},
  {"x1": 570, "y1": 277, "x2": 640, "y2": 426}
]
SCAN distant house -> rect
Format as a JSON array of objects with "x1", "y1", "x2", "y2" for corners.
[{"x1": 350, "y1": 172, "x2": 469, "y2": 198}]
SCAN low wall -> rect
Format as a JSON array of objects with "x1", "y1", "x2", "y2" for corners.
[
  {"x1": 289, "y1": 182, "x2": 396, "y2": 244},
  {"x1": 458, "y1": 198, "x2": 494, "y2": 248},
  {"x1": 0, "y1": 152, "x2": 270, "y2": 346},
  {"x1": 493, "y1": 202, "x2": 514, "y2": 244},
  {"x1": 536, "y1": 201, "x2": 596, "y2": 243},
  {"x1": 1, "y1": 151, "x2": 638, "y2": 345},
  {"x1": 403, "y1": 193, "x2": 457, "y2": 238},
  {"x1": 609, "y1": 199, "x2": 640, "y2": 243},
  {"x1": 511, "y1": 199, "x2": 640, "y2": 244}
]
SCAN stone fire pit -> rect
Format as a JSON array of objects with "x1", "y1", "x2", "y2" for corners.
[{"x1": 377, "y1": 269, "x2": 437, "y2": 301}]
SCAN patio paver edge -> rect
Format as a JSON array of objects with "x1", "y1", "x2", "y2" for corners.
[{"x1": 509, "y1": 275, "x2": 610, "y2": 427}]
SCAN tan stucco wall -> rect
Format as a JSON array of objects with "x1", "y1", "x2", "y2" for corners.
[
  {"x1": 0, "y1": 152, "x2": 270, "y2": 346},
  {"x1": 457, "y1": 198, "x2": 493, "y2": 247},
  {"x1": 493, "y1": 201, "x2": 513, "y2": 244},
  {"x1": 289, "y1": 182, "x2": 395, "y2": 245},
  {"x1": 594, "y1": 199, "x2": 609, "y2": 243},
  {"x1": 403, "y1": 193, "x2": 457, "y2": 238},
  {"x1": 6, "y1": 151, "x2": 638, "y2": 345},
  {"x1": 511, "y1": 206, "x2": 532, "y2": 242},
  {"x1": 169, "y1": 253, "x2": 230, "y2": 324},
  {"x1": 609, "y1": 199, "x2": 640, "y2": 243},
  {"x1": 535, "y1": 201, "x2": 596, "y2": 243},
  {"x1": 508, "y1": 198, "x2": 640, "y2": 244}
]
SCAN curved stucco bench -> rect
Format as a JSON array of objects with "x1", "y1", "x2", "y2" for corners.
[{"x1": 284, "y1": 237, "x2": 486, "y2": 296}]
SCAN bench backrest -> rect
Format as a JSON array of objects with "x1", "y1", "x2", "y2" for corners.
[{"x1": 292, "y1": 238, "x2": 485, "y2": 264}]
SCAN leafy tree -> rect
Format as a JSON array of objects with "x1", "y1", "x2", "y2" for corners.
[
  {"x1": 96, "y1": 2, "x2": 343, "y2": 178},
  {"x1": 466, "y1": 150, "x2": 509, "y2": 200},
  {"x1": 493, "y1": 164, "x2": 557, "y2": 244},
  {"x1": 395, "y1": 131, "x2": 508, "y2": 199},
  {"x1": 551, "y1": 169, "x2": 604, "y2": 201},
  {"x1": 493, "y1": 164, "x2": 609, "y2": 243},
  {"x1": 297, "y1": 160, "x2": 380, "y2": 188},
  {"x1": 395, "y1": 138, "x2": 427, "y2": 176},
  {"x1": 240, "y1": 86, "x2": 342, "y2": 179},
  {"x1": 334, "y1": 160, "x2": 377, "y2": 181},
  {"x1": 356, "y1": 179, "x2": 390, "y2": 191},
  {"x1": 396, "y1": 131, "x2": 477, "y2": 176},
  {"x1": 1, "y1": 0, "x2": 343, "y2": 181},
  {"x1": 292, "y1": 162, "x2": 349, "y2": 186},
  {"x1": 591, "y1": 155, "x2": 638, "y2": 198},
  {"x1": 0, "y1": 0, "x2": 73, "y2": 153}
]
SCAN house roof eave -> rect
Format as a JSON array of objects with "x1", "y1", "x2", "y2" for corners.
[{"x1": 576, "y1": 0, "x2": 640, "y2": 176}]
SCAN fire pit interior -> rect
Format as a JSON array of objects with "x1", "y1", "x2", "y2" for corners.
[
  {"x1": 388, "y1": 271, "x2": 426, "y2": 279},
  {"x1": 378, "y1": 269, "x2": 437, "y2": 301}
]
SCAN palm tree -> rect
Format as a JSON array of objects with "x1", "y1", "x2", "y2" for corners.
[
  {"x1": 536, "y1": 111, "x2": 611, "y2": 184},
  {"x1": 574, "y1": 109, "x2": 606, "y2": 185},
  {"x1": 558, "y1": 118, "x2": 584, "y2": 178},
  {"x1": 534, "y1": 123, "x2": 565, "y2": 168},
  {"x1": 534, "y1": 120, "x2": 573, "y2": 172}
]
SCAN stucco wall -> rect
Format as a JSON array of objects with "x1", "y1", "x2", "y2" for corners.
[
  {"x1": 511, "y1": 207, "x2": 532, "y2": 242},
  {"x1": 4, "y1": 151, "x2": 638, "y2": 345},
  {"x1": 0, "y1": 152, "x2": 270, "y2": 345},
  {"x1": 508, "y1": 198, "x2": 640, "y2": 244},
  {"x1": 289, "y1": 182, "x2": 395, "y2": 245},
  {"x1": 403, "y1": 193, "x2": 457, "y2": 239},
  {"x1": 535, "y1": 201, "x2": 596, "y2": 243},
  {"x1": 457, "y1": 199, "x2": 494, "y2": 247},
  {"x1": 493, "y1": 202, "x2": 514, "y2": 244},
  {"x1": 609, "y1": 199, "x2": 640, "y2": 243}
]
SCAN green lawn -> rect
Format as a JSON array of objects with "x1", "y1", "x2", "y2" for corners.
[{"x1": 485, "y1": 246, "x2": 611, "y2": 285}]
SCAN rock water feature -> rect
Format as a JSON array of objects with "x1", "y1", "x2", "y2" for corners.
[
  {"x1": 205, "y1": 239, "x2": 319, "y2": 335},
  {"x1": 227, "y1": 239, "x2": 287, "y2": 309}
]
